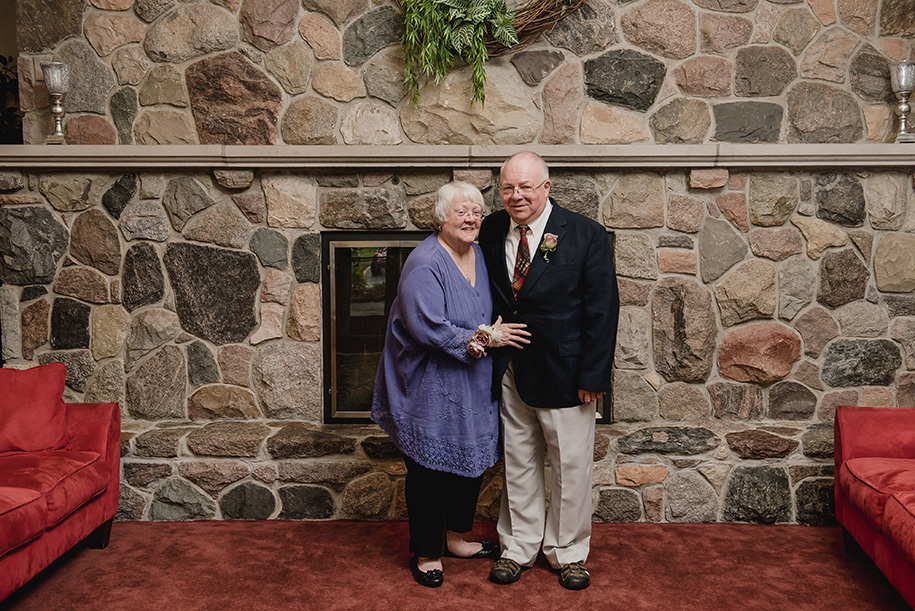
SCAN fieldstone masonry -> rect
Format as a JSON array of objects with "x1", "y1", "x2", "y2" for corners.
[{"x1": 3, "y1": 0, "x2": 915, "y2": 526}]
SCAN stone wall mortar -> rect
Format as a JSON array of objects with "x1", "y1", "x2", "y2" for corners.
[
  {"x1": 15, "y1": 0, "x2": 915, "y2": 146},
  {"x1": 3, "y1": 164, "x2": 915, "y2": 524}
]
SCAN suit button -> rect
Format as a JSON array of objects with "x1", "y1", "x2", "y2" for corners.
[{"x1": 513, "y1": 310, "x2": 518, "y2": 315}]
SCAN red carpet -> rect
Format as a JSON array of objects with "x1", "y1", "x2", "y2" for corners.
[{"x1": 2, "y1": 521, "x2": 909, "y2": 610}]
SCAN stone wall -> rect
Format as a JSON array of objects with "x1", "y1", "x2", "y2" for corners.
[
  {"x1": 15, "y1": 0, "x2": 915, "y2": 146},
  {"x1": 2, "y1": 158, "x2": 915, "y2": 524}
]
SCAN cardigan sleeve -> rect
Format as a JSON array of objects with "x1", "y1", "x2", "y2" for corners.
[{"x1": 398, "y1": 262, "x2": 477, "y2": 364}]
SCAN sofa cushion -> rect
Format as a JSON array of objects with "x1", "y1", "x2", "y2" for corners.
[
  {"x1": 840, "y1": 457, "x2": 915, "y2": 531},
  {"x1": 884, "y1": 491, "x2": 915, "y2": 570},
  {"x1": 0, "y1": 487, "x2": 47, "y2": 556},
  {"x1": 0, "y1": 451, "x2": 105, "y2": 528},
  {"x1": 0, "y1": 363, "x2": 68, "y2": 453}
]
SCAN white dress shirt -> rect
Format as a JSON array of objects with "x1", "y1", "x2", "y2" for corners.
[{"x1": 503, "y1": 200, "x2": 554, "y2": 280}]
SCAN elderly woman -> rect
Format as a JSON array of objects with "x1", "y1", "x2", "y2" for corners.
[{"x1": 372, "y1": 181, "x2": 529, "y2": 588}]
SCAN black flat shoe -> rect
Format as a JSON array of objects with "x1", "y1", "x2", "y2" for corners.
[
  {"x1": 410, "y1": 555, "x2": 444, "y2": 588},
  {"x1": 443, "y1": 539, "x2": 500, "y2": 559}
]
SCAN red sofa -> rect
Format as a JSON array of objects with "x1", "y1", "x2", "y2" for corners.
[
  {"x1": 835, "y1": 405, "x2": 915, "y2": 608},
  {"x1": 0, "y1": 363, "x2": 121, "y2": 602}
]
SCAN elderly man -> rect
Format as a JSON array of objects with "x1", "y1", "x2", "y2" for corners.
[{"x1": 478, "y1": 151, "x2": 619, "y2": 590}]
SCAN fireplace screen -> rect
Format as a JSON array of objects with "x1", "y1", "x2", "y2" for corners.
[
  {"x1": 322, "y1": 231, "x2": 615, "y2": 424},
  {"x1": 323, "y1": 232, "x2": 428, "y2": 422}
]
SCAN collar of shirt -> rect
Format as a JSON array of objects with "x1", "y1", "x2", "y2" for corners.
[{"x1": 504, "y1": 199, "x2": 554, "y2": 279}]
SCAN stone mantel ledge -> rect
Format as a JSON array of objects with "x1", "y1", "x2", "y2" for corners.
[{"x1": 0, "y1": 144, "x2": 913, "y2": 171}]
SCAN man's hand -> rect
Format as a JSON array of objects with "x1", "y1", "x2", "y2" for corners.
[
  {"x1": 490, "y1": 315, "x2": 531, "y2": 349},
  {"x1": 578, "y1": 389, "x2": 600, "y2": 405}
]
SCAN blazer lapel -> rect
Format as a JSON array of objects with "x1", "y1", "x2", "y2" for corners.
[{"x1": 517, "y1": 201, "x2": 567, "y2": 299}]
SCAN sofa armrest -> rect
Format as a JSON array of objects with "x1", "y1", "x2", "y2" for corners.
[
  {"x1": 65, "y1": 403, "x2": 120, "y2": 458},
  {"x1": 835, "y1": 406, "x2": 915, "y2": 467}
]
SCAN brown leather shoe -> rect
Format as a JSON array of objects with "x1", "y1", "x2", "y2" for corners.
[
  {"x1": 489, "y1": 557, "x2": 524, "y2": 584},
  {"x1": 559, "y1": 561, "x2": 590, "y2": 590}
]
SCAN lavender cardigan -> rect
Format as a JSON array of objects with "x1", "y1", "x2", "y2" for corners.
[{"x1": 371, "y1": 235, "x2": 499, "y2": 478}]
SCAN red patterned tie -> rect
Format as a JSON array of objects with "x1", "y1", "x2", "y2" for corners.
[{"x1": 512, "y1": 225, "x2": 530, "y2": 299}]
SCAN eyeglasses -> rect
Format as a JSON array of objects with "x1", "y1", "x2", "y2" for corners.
[
  {"x1": 451, "y1": 208, "x2": 484, "y2": 219},
  {"x1": 501, "y1": 179, "x2": 547, "y2": 197}
]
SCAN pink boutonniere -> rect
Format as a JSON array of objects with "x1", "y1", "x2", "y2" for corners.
[{"x1": 540, "y1": 233, "x2": 558, "y2": 262}]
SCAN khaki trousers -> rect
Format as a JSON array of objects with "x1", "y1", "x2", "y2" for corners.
[{"x1": 497, "y1": 364, "x2": 596, "y2": 569}]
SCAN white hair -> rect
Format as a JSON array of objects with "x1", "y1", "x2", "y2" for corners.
[{"x1": 432, "y1": 181, "x2": 485, "y2": 229}]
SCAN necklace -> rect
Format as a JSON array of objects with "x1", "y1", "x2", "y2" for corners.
[{"x1": 438, "y1": 236, "x2": 475, "y2": 284}]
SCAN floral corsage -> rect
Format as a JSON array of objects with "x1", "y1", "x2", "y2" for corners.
[
  {"x1": 540, "y1": 233, "x2": 558, "y2": 262},
  {"x1": 467, "y1": 324, "x2": 502, "y2": 358}
]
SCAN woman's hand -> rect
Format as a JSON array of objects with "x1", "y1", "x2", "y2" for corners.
[{"x1": 489, "y1": 316, "x2": 530, "y2": 349}]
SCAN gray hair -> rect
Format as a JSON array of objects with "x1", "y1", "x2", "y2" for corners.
[
  {"x1": 500, "y1": 151, "x2": 550, "y2": 183},
  {"x1": 432, "y1": 181, "x2": 485, "y2": 229}
]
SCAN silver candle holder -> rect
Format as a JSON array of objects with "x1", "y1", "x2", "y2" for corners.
[
  {"x1": 40, "y1": 62, "x2": 69, "y2": 145},
  {"x1": 891, "y1": 60, "x2": 915, "y2": 143}
]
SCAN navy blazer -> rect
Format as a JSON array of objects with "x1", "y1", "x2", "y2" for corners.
[{"x1": 479, "y1": 200, "x2": 620, "y2": 408}]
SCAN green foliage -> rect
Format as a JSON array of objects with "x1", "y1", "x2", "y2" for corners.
[
  {"x1": 0, "y1": 55, "x2": 23, "y2": 145},
  {"x1": 402, "y1": 0, "x2": 518, "y2": 106}
]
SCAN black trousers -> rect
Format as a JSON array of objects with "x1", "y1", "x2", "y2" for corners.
[{"x1": 403, "y1": 455, "x2": 484, "y2": 559}]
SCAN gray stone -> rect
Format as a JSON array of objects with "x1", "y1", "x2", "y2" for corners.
[
  {"x1": 592, "y1": 488, "x2": 642, "y2": 522},
  {"x1": 850, "y1": 46, "x2": 894, "y2": 104},
  {"x1": 881, "y1": 0, "x2": 915, "y2": 36},
  {"x1": 548, "y1": 175, "x2": 600, "y2": 221},
  {"x1": 658, "y1": 234, "x2": 694, "y2": 249},
  {"x1": 292, "y1": 233, "x2": 321, "y2": 283},
  {"x1": 361, "y1": 437, "x2": 402, "y2": 459},
  {"x1": 723, "y1": 467, "x2": 791, "y2": 524},
  {"x1": 186, "y1": 422, "x2": 270, "y2": 457},
  {"x1": 612, "y1": 370, "x2": 658, "y2": 422},
  {"x1": 547, "y1": 0, "x2": 618, "y2": 55},
  {"x1": 179, "y1": 462, "x2": 250, "y2": 496},
  {"x1": 698, "y1": 217, "x2": 747, "y2": 282},
  {"x1": 250, "y1": 228, "x2": 288, "y2": 269},
  {"x1": 102, "y1": 174, "x2": 138, "y2": 220},
  {"x1": 150, "y1": 479, "x2": 216, "y2": 521},
  {"x1": 714, "y1": 259, "x2": 776, "y2": 326},
  {"x1": 36, "y1": 349, "x2": 96, "y2": 392},
  {"x1": 614, "y1": 307, "x2": 651, "y2": 370},
  {"x1": 0, "y1": 206, "x2": 68, "y2": 285},
  {"x1": 664, "y1": 471, "x2": 718, "y2": 522},
  {"x1": 605, "y1": 173, "x2": 665, "y2": 228},
  {"x1": 876, "y1": 234, "x2": 915, "y2": 293},
  {"x1": 220, "y1": 482, "x2": 276, "y2": 520},
  {"x1": 281, "y1": 96, "x2": 338, "y2": 145},
  {"x1": 126, "y1": 345, "x2": 187, "y2": 419},
  {"x1": 713, "y1": 102, "x2": 783, "y2": 143},
  {"x1": 778, "y1": 256, "x2": 816, "y2": 320},
  {"x1": 187, "y1": 340, "x2": 220, "y2": 386},
  {"x1": 0, "y1": 287, "x2": 20, "y2": 360},
  {"x1": 213, "y1": 170, "x2": 255, "y2": 191},
  {"x1": 735, "y1": 46, "x2": 796, "y2": 96},
  {"x1": 787, "y1": 82, "x2": 864, "y2": 143},
  {"x1": 652, "y1": 277, "x2": 716, "y2": 382},
  {"x1": 658, "y1": 382, "x2": 710, "y2": 420},
  {"x1": 342, "y1": 6, "x2": 403, "y2": 67},
  {"x1": 614, "y1": 233, "x2": 657, "y2": 280},
  {"x1": 144, "y1": 4, "x2": 239, "y2": 63},
  {"x1": 585, "y1": 49, "x2": 666, "y2": 112},
  {"x1": 252, "y1": 342, "x2": 322, "y2": 420},
  {"x1": 20, "y1": 287, "x2": 47, "y2": 302},
  {"x1": 815, "y1": 173, "x2": 865, "y2": 227},
  {"x1": 162, "y1": 177, "x2": 216, "y2": 231},
  {"x1": 125, "y1": 309, "x2": 182, "y2": 366},
  {"x1": 279, "y1": 461, "x2": 374, "y2": 487},
  {"x1": 0, "y1": 172, "x2": 23, "y2": 191},
  {"x1": 821, "y1": 339, "x2": 901, "y2": 387},
  {"x1": 817, "y1": 249, "x2": 869, "y2": 309},
  {"x1": 363, "y1": 47, "x2": 407, "y2": 106},
  {"x1": 891, "y1": 318, "x2": 915, "y2": 370},
  {"x1": 279, "y1": 485, "x2": 335, "y2": 519},
  {"x1": 124, "y1": 463, "x2": 174, "y2": 489},
  {"x1": 773, "y1": 8, "x2": 821, "y2": 55},
  {"x1": 651, "y1": 98, "x2": 711, "y2": 144},
  {"x1": 340, "y1": 102, "x2": 400, "y2": 145},
  {"x1": 749, "y1": 173, "x2": 797, "y2": 227},
  {"x1": 866, "y1": 173, "x2": 908, "y2": 230},
  {"x1": 50, "y1": 298, "x2": 90, "y2": 350},
  {"x1": 116, "y1": 485, "x2": 147, "y2": 521},
  {"x1": 39, "y1": 174, "x2": 107, "y2": 212},
  {"x1": 17, "y1": 0, "x2": 83, "y2": 52},
  {"x1": 121, "y1": 241, "x2": 163, "y2": 309},
  {"x1": 796, "y1": 478, "x2": 836, "y2": 526},
  {"x1": 801, "y1": 425, "x2": 834, "y2": 458},
  {"x1": 267, "y1": 423, "x2": 356, "y2": 458},
  {"x1": 83, "y1": 359, "x2": 125, "y2": 405},
  {"x1": 134, "y1": 0, "x2": 175, "y2": 22},
  {"x1": 768, "y1": 381, "x2": 817, "y2": 420},
  {"x1": 341, "y1": 472, "x2": 394, "y2": 519},
  {"x1": 135, "y1": 427, "x2": 195, "y2": 458},
  {"x1": 835, "y1": 301, "x2": 888, "y2": 337},
  {"x1": 164, "y1": 243, "x2": 260, "y2": 344},
  {"x1": 709, "y1": 382, "x2": 763, "y2": 419},
  {"x1": 692, "y1": 0, "x2": 757, "y2": 11},
  {"x1": 511, "y1": 50, "x2": 566, "y2": 85},
  {"x1": 138, "y1": 65, "x2": 188, "y2": 108},
  {"x1": 617, "y1": 427, "x2": 720, "y2": 455},
  {"x1": 111, "y1": 87, "x2": 139, "y2": 145},
  {"x1": 320, "y1": 188, "x2": 407, "y2": 229},
  {"x1": 55, "y1": 40, "x2": 116, "y2": 114},
  {"x1": 265, "y1": 39, "x2": 313, "y2": 95}
]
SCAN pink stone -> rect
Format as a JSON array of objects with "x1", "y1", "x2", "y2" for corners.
[
  {"x1": 658, "y1": 250, "x2": 697, "y2": 275},
  {"x1": 542, "y1": 62, "x2": 581, "y2": 145},
  {"x1": 218, "y1": 344, "x2": 254, "y2": 387},
  {"x1": 749, "y1": 227, "x2": 804, "y2": 261},
  {"x1": 287, "y1": 283, "x2": 321, "y2": 341},
  {"x1": 809, "y1": 0, "x2": 837, "y2": 25},
  {"x1": 232, "y1": 192, "x2": 266, "y2": 223},
  {"x1": 621, "y1": 0, "x2": 696, "y2": 60},
  {"x1": 674, "y1": 57, "x2": 731, "y2": 97},
  {"x1": 699, "y1": 13, "x2": 752, "y2": 54},
  {"x1": 240, "y1": 0, "x2": 298, "y2": 51},
  {"x1": 718, "y1": 322, "x2": 801, "y2": 383},
  {"x1": 261, "y1": 269, "x2": 294, "y2": 303},
  {"x1": 64, "y1": 115, "x2": 118, "y2": 145},
  {"x1": 794, "y1": 306, "x2": 839, "y2": 358},
  {"x1": 618, "y1": 278, "x2": 652, "y2": 306},
  {"x1": 667, "y1": 194, "x2": 704, "y2": 233},
  {"x1": 249, "y1": 302, "x2": 284, "y2": 344},
  {"x1": 861, "y1": 387, "x2": 894, "y2": 407},
  {"x1": 819, "y1": 389, "x2": 858, "y2": 421},
  {"x1": 299, "y1": 12, "x2": 340, "y2": 60},
  {"x1": 689, "y1": 168, "x2": 729, "y2": 190},
  {"x1": 716, "y1": 192, "x2": 749, "y2": 232},
  {"x1": 837, "y1": 0, "x2": 877, "y2": 36},
  {"x1": 616, "y1": 464, "x2": 669, "y2": 487},
  {"x1": 728, "y1": 173, "x2": 747, "y2": 190}
]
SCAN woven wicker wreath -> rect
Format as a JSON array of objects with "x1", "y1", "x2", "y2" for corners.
[{"x1": 485, "y1": 0, "x2": 586, "y2": 56}]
